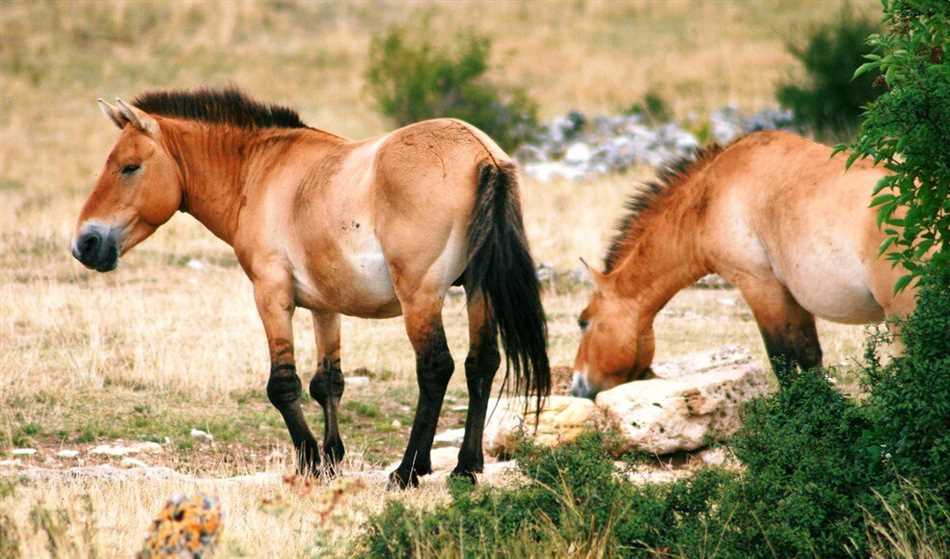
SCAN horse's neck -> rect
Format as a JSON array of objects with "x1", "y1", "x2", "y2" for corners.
[
  {"x1": 162, "y1": 122, "x2": 301, "y2": 245},
  {"x1": 611, "y1": 186, "x2": 710, "y2": 322}
]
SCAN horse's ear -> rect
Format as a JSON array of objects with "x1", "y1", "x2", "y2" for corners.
[
  {"x1": 115, "y1": 98, "x2": 159, "y2": 136},
  {"x1": 579, "y1": 257, "x2": 608, "y2": 290},
  {"x1": 98, "y1": 99, "x2": 126, "y2": 130}
]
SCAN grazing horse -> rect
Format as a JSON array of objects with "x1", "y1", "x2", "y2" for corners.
[
  {"x1": 571, "y1": 130, "x2": 916, "y2": 398},
  {"x1": 72, "y1": 88, "x2": 549, "y2": 488}
]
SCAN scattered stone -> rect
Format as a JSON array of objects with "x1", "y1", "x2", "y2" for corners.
[
  {"x1": 391, "y1": 419, "x2": 402, "y2": 429},
  {"x1": 596, "y1": 362, "x2": 773, "y2": 455},
  {"x1": 346, "y1": 376, "x2": 370, "y2": 387},
  {"x1": 516, "y1": 106, "x2": 797, "y2": 182},
  {"x1": 121, "y1": 457, "x2": 149, "y2": 469},
  {"x1": 698, "y1": 447, "x2": 729, "y2": 466},
  {"x1": 56, "y1": 449, "x2": 80, "y2": 459},
  {"x1": 186, "y1": 258, "x2": 206, "y2": 271},
  {"x1": 385, "y1": 446, "x2": 459, "y2": 474},
  {"x1": 483, "y1": 395, "x2": 599, "y2": 458},
  {"x1": 190, "y1": 429, "x2": 214, "y2": 442},
  {"x1": 90, "y1": 441, "x2": 163, "y2": 457},
  {"x1": 10, "y1": 448, "x2": 37, "y2": 456},
  {"x1": 433, "y1": 428, "x2": 466, "y2": 446},
  {"x1": 694, "y1": 274, "x2": 731, "y2": 289}
]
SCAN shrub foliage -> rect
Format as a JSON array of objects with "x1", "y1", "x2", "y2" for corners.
[
  {"x1": 777, "y1": 7, "x2": 881, "y2": 137},
  {"x1": 365, "y1": 25, "x2": 538, "y2": 151},
  {"x1": 846, "y1": 0, "x2": 950, "y2": 289}
]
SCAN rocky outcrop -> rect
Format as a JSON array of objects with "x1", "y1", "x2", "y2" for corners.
[
  {"x1": 596, "y1": 362, "x2": 773, "y2": 455},
  {"x1": 515, "y1": 106, "x2": 795, "y2": 182}
]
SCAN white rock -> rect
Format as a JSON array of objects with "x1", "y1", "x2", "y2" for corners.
[
  {"x1": 190, "y1": 428, "x2": 214, "y2": 442},
  {"x1": 89, "y1": 441, "x2": 162, "y2": 456},
  {"x1": 346, "y1": 376, "x2": 370, "y2": 386},
  {"x1": 10, "y1": 448, "x2": 37, "y2": 456},
  {"x1": 186, "y1": 258, "x2": 206, "y2": 271},
  {"x1": 120, "y1": 457, "x2": 148, "y2": 468},
  {"x1": 56, "y1": 449, "x2": 80, "y2": 459},
  {"x1": 483, "y1": 396, "x2": 598, "y2": 457},
  {"x1": 391, "y1": 419, "x2": 402, "y2": 429},
  {"x1": 596, "y1": 363, "x2": 773, "y2": 455},
  {"x1": 699, "y1": 447, "x2": 729, "y2": 466},
  {"x1": 385, "y1": 446, "x2": 459, "y2": 474},
  {"x1": 564, "y1": 142, "x2": 593, "y2": 164},
  {"x1": 433, "y1": 428, "x2": 466, "y2": 446}
]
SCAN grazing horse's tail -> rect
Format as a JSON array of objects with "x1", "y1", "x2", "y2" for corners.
[{"x1": 465, "y1": 160, "x2": 550, "y2": 409}]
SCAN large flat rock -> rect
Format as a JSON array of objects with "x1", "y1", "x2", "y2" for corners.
[
  {"x1": 595, "y1": 362, "x2": 773, "y2": 455},
  {"x1": 483, "y1": 395, "x2": 598, "y2": 458}
]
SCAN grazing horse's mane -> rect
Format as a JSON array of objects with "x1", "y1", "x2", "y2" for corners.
[
  {"x1": 603, "y1": 142, "x2": 725, "y2": 272},
  {"x1": 131, "y1": 87, "x2": 308, "y2": 130}
]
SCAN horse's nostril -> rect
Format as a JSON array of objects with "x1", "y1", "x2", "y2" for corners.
[{"x1": 79, "y1": 232, "x2": 101, "y2": 259}]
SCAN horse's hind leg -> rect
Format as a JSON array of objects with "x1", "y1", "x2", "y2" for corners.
[
  {"x1": 738, "y1": 278, "x2": 823, "y2": 378},
  {"x1": 389, "y1": 287, "x2": 455, "y2": 489},
  {"x1": 309, "y1": 311, "x2": 345, "y2": 473},
  {"x1": 452, "y1": 288, "x2": 500, "y2": 482}
]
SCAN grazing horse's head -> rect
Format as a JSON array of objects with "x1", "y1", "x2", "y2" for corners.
[
  {"x1": 71, "y1": 99, "x2": 180, "y2": 272},
  {"x1": 570, "y1": 262, "x2": 655, "y2": 399}
]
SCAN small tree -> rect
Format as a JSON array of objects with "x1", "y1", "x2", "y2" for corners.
[
  {"x1": 777, "y1": 7, "x2": 881, "y2": 137},
  {"x1": 365, "y1": 24, "x2": 538, "y2": 151},
  {"x1": 844, "y1": 0, "x2": 950, "y2": 291}
]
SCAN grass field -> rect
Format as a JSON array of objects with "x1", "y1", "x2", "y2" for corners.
[{"x1": 1, "y1": 1, "x2": 880, "y2": 556}]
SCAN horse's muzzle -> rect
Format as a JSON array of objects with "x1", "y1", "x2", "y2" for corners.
[{"x1": 72, "y1": 223, "x2": 120, "y2": 272}]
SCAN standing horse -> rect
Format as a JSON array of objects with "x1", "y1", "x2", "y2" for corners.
[
  {"x1": 571, "y1": 130, "x2": 915, "y2": 398},
  {"x1": 72, "y1": 88, "x2": 549, "y2": 488}
]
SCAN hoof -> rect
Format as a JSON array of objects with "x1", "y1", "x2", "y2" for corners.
[
  {"x1": 387, "y1": 468, "x2": 420, "y2": 490},
  {"x1": 449, "y1": 467, "x2": 478, "y2": 485}
]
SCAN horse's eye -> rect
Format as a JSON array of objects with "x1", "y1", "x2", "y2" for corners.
[
  {"x1": 120, "y1": 164, "x2": 140, "y2": 176},
  {"x1": 578, "y1": 318, "x2": 589, "y2": 331}
]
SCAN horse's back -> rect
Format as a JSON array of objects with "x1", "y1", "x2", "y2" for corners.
[{"x1": 708, "y1": 131, "x2": 905, "y2": 322}]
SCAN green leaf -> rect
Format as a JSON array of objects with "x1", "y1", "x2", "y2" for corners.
[{"x1": 893, "y1": 274, "x2": 913, "y2": 294}]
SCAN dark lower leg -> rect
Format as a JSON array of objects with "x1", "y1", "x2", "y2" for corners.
[
  {"x1": 453, "y1": 325, "x2": 500, "y2": 481},
  {"x1": 309, "y1": 357, "x2": 345, "y2": 467},
  {"x1": 759, "y1": 319, "x2": 823, "y2": 384},
  {"x1": 267, "y1": 364, "x2": 321, "y2": 474},
  {"x1": 390, "y1": 329, "x2": 454, "y2": 489}
]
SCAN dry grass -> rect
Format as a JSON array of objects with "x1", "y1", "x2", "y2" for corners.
[{"x1": 1, "y1": 0, "x2": 879, "y2": 556}]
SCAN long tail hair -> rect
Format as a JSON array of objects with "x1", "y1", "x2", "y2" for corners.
[{"x1": 465, "y1": 160, "x2": 550, "y2": 410}]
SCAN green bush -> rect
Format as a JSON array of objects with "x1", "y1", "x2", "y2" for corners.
[
  {"x1": 846, "y1": 0, "x2": 950, "y2": 288},
  {"x1": 863, "y1": 267, "x2": 950, "y2": 500},
  {"x1": 624, "y1": 89, "x2": 673, "y2": 125},
  {"x1": 365, "y1": 24, "x2": 538, "y2": 151},
  {"x1": 777, "y1": 7, "x2": 881, "y2": 137}
]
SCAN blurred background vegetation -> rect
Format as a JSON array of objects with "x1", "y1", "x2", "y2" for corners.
[{"x1": 1, "y1": 0, "x2": 880, "y2": 177}]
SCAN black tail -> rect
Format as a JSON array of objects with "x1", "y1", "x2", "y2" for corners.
[{"x1": 465, "y1": 161, "x2": 550, "y2": 410}]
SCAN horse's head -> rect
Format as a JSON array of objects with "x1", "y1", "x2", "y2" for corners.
[
  {"x1": 571, "y1": 261, "x2": 655, "y2": 399},
  {"x1": 71, "y1": 99, "x2": 181, "y2": 272}
]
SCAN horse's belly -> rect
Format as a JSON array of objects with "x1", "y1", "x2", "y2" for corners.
[
  {"x1": 293, "y1": 237, "x2": 401, "y2": 318},
  {"x1": 780, "y1": 258, "x2": 885, "y2": 324}
]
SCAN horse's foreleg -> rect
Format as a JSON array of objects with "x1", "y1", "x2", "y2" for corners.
[
  {"x1": 254, "y1": 280, "x2": 321, "y2": 475},
  {"x1": 309, "y1": 311, "x2": 345, "y2": 472},
  {"x1": 452, "y1": 290, "x2": 500, "y2": 482},
  {"x1": 389, "y1": 290, "x2": 454, "y2": 489},
  {"x1": 739, "y1": 279, "x2": 823, "y2": 379}
]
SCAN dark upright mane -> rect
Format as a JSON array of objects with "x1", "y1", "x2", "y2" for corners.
[
  {"x1": 132, "y1": 87, "x2": 307, "y2": 129},
  {"x1": 603, "y1": 143, "x2": 724, "y2": 272}
]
